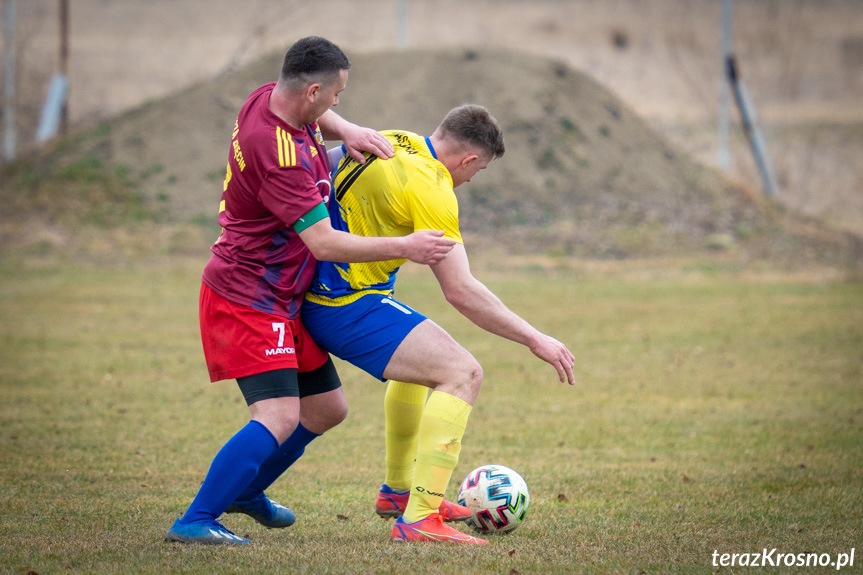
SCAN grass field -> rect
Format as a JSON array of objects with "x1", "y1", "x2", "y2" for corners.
[{"x1": 1, "y1": 256, "x2": 861, "y2": 574}]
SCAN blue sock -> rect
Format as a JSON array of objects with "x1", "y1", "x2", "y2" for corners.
[
  {"x1": 179, "y1": 420, "x2": 279, "y2": 525},
  {"x1": 234, "y1": 423, "x2": 320, "y2": 503}
]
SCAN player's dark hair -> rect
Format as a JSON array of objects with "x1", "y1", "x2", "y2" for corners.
[
  {"x1": 280, "y1": 36, "x2": 351, "y2": 90},
  {"x1": 438, "y1": 104, "x2": 506, "y2": 160}
]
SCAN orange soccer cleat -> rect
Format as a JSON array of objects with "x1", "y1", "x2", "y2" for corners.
[
  {"x1": 391, "y1": 513, "x2": 488, "y2": 544},
  {"x1": 375, "y1": 484, "x2": 472, "y2": 522}
]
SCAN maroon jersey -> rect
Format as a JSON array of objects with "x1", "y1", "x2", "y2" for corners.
[{"x1": 202, "y1": 82, "x2": 332, "y2": 319}]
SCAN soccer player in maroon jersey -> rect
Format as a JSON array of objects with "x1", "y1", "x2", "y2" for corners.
[{"x1": 165, "y1": 36, "x2": 454, "y2": 545}]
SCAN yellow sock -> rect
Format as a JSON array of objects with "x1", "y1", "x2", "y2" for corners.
[
  {"x1": 403, "y1": 391, "x2": 472, "y2": 523},
  {"x1": 384, "y1": 380, "x2": 429, "y2": 491}
]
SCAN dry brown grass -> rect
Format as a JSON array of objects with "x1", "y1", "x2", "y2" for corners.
[{"x1": 1, "y1": 258, "x2": 861, "y2": 574}]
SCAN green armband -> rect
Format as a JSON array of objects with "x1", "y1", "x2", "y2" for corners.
[{"x1": 293, "y1": 203, "x2": 329, "y2": 233}]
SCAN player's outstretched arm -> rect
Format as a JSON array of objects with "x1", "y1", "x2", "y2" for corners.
[
  {"x1": 317, "y1": 110, "x2": 394, "y2": 164},
  {"x1": 431, "y1": 244, "x2": 575, "y2": 385},
  {"x1": 298, "y1": 219, "x2": 454, "y2": 265}
]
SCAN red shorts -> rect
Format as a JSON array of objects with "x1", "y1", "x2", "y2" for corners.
[{"x1": 199, "y1": 283, "x2": 329, "y2": 382}]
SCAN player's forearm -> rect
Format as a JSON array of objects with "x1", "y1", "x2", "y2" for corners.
[
  {"x1": 446, "y1": 280, "x2": 542, "y2": 349},
  {"x1": 317, "y1": 110, "x2": 348, "y2": 141},
  {"x1": 307, "y1": 227, "x2": 406, "y2": 263},
  {"x1": 301, "y1": 220, "x2": 452, "y2": 265}
]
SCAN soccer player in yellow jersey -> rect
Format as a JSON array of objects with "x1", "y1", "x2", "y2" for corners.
[{"x1": 303, "y1": 104, "x2": 575, "y2": 544}]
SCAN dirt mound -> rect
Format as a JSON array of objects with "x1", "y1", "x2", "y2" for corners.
[{"x1": 2, "y1": 48, "x2": 861, "y2": 265}]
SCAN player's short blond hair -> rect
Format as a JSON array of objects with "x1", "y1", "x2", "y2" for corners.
[{"x1": 437, "y1": 105, "x2": 505, "y2": 160}]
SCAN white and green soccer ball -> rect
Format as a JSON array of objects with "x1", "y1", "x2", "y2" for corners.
[{"x1": 457, "y1": 464, "x2": 530, "y2": 534}]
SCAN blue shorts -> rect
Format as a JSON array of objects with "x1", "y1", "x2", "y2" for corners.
[{"x1": 302, "y1": 294, "x2": 428, "y2": 381}]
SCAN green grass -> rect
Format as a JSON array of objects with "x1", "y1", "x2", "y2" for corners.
[{"x1": 1, "y1": 257, "x2": 861, "y2": 574}]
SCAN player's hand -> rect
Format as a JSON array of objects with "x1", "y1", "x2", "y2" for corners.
[
  {"x1": 403, "y1": 230, "x2": 456, "y2": 265},
  {"x1": 341, "y1": 124, "x2": 394, "y2": 164},
  {"x1": 530, "y1": 334, "x2": 576, "y2": 385}
]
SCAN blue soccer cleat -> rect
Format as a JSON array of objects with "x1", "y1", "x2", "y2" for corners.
[
  {"x1": 225, "y1": 494, "x2": 296, "y2": 529},
  {"x1": 164, "y1": 518, "x2": 250, "y2": 545}
]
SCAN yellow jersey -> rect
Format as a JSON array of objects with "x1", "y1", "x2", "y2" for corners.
[{"x1": 305, "y1": 130, "x2": 463, "y2": 306}]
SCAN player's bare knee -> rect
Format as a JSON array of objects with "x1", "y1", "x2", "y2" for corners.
[
  {"x1": 468, "y1": 360, "x2": 484, "y2": 391},
  {"x1": 336, "y1": 401, "x2": 349, "y2": 424},
  {"x1": 320, "y1": 402, "x2": 348, "y2": 431},
  {"x1": 300, "y1": 397, "x2": 348, "y2": 435},
  {"x1": 447, "y1": 357, "x2": 483, "y2": 400},
  {"x1": 260, "y1": 412, "x2": 299, "y2": 444}
]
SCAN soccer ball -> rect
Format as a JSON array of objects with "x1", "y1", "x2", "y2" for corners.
[{"x1": 457, "y1": 464, "x2": 530, "y2": 534}]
